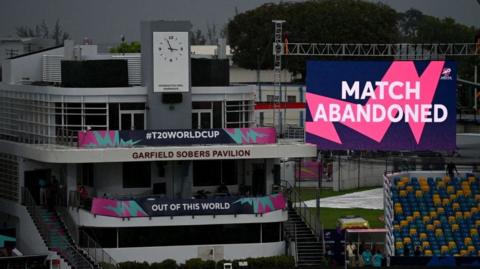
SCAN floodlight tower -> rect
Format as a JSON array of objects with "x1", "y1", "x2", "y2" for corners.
[{"x1": 272, "y1": 20, "x2": 285, "y2": 135}]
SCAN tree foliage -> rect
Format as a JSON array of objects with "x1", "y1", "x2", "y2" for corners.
[
  {"x1": 109, "y1": 41, "x2": 141, "y2": 53},
  {"x1": 228, "y1": 0, "x2": 479, "y2": 79},
  {"x1": 398, "y1": 8, "x2": 479, "y2": 81},
  {"x1": 228, "y1": 0, "x2": 399, "y2": 76},
  {"x1": 16, "y1": 19, "x2": 69, "y2": 45}
]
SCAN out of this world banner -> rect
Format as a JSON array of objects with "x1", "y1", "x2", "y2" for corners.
[
  {"x1": 305, "y1": 61, "x2": 456, "y2": 150},
  {"x1": 90, "y1": 194, "x2": 286, "y2": 217}
]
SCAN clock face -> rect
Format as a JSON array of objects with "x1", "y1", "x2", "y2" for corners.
[{"x1": 158, "y1": 35, "x2": 185, "y2": 62}]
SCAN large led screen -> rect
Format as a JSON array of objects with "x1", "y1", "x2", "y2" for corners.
[{"x1": 305, "y1": 61, "x2": 456, "y2": 150}]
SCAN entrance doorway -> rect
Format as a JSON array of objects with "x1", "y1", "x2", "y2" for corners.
[
  {"x1": 251, "y1": 163, "x2": 266, "y2": 196},
  {"x1": 119, "y1": 110, "x2": 145, "y2": 130},
  {"x1": 24, "y1": 169, "x2": 51, "y2": 204}
]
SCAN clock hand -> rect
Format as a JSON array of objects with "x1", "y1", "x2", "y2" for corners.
[{"x1": 165, "y1": 38, "x2": 174, "y2": 51}]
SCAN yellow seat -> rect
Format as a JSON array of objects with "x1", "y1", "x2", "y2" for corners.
[
  {"x1": 452, "y1": 224, "x2": 459, "y2": 232},
  {"x1": 449, "y1": 194, "x2": 457, "y2": 201},
  {"x1": 421, "y1": 185, "x2": 430, "y2": 192},
  {"x1": 437, "y1": 181, "x2": 445, "y2": 189},
  {"x1": 468, "y1": 245, "x2": 475, "y2": 252},
  {"x1": 406, "y1": 186, "x2": 414, "y2": 193},
  {"x1": 435, "y1": 228, "x2": 443, "y2": 237},
  {"x1": 464, "y1": 190, "x2": 472, "y2": 196},
  {"x1": 441, "y1": 245, "x2": 449, "y2": 254},
  {"x1": 433, "y1": 220, "x2": 441, "y2": 228},
  {"x1": 394, "y1": 224, "x2": 400, "y2": 231},
  {"x1": 427, "y1": 224, "x2": 435, "y2": 231},
  {"x1": 409, "y1": 228, "x2": 417, "y2": 236},
  {"x1": 448, "y1": 241, "x2": 456, "y2": 249},
  {"x1": 433, "y1": 199, "x2": 441, "y2": 206},
  {"x1": 423, "y1": 216, "x2": 431, "y2": 223},
  {"x1": 475, "y1": 220, "x2": 480, "y2": 228},
  {"x1": 406, "y1": 216, "x2": 414, "y2": 223},
  {"x1": 396, "y1": 242, "x2": 403, "y2": 249},
  {"x1": 464, "y1": 211, "x2": 471, "y2": 219},
  {"x1": 447, "y1": 186, "x2": 455, "y2": 194},
  {"x1": 400, "y1": 220, "x2": 409, "y2": 227},
  {"x1": 465, "y1": 237, "x2": 472, "y2": 245},
  {"x1": 471, "y1": 207, "x2": 478, "y2": 215},
  {"x1": 413, "y1": 211, "x2": 421, "y2": 218},
  {"x1": 437, "y1": 207, "x2": 445, "y2": 214},
  {"x1": 442, "y1": 198, "x2": 450, "y2": 206},
  {"x1": 448, "y1": 216, "x2": 456, "y2": 224},
  {"x1": 395, "y1": 207, "x2": 403, "y2": 214},
  {"x1": 460, "y1": 250, "x2": 468, "y2": 256},
  {"x1": 455, "y1": 211, "x2": 463, "y2": 219},
  {"x1": 399, "y1": 190, "x2": 407, "y2": 197},
  {"x1": 470, "y1": 229, "x2": 478, "y2": 236},
  {"x1": 419, "y1": 233, "x2": 427, "y2": 240},
  {"x1": 403, "y1": 237, "x2": 411, "y2": 244},
  {"x1": 456, "y1": 190, "x2": 464, "y2": 197},
  {"x1": 468, "y1": 176, "x2": 476, "y2": 184},
  {"x1": 433, "y1": 194, "x2": 440, "y2": 200},
  {"x1": 424, "y1": 250, "x2": 433, "y2": 256},
  {"x1": 475, "y1": 194, "x2": 480, "y2": 202},
  {"x1": 452, "y1": 203, "x2": 460, "y2": 210},
  {"x1": 415, "y1": 190, "x2": 423, "y2": 197},
  {"x1": 422, "y1": 241, "x2": 430, "y2": 248},
  {"x1": 430, "y1": 211, "x2": 438, "y2": 219}
]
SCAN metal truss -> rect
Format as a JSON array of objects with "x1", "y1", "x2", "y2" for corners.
[{"x1": 282, "y1": 43, "x2": 479, "y2": 58}]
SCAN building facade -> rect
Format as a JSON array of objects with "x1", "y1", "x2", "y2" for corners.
[{"x1": 0, "y1": 21, "x2": 316, "y2": 266}]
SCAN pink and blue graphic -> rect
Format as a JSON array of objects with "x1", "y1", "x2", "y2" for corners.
[
  {"x1": 91, "y1": 198, "x2": 148, "y2": 217},
  {"x1": 296, "y1": 160, "x2": 322, "y2": 181},
  {"x1": 78, "y1": 131, "x2": 141, "y2": 148},
  {"x1": 224, "y1": 128, "x2": 276, "y2": 144},
  {"x1": 233, "y1": 193, "x2": 286, "y2": 214},
  {"x1": 306, "y1": 61, "x2": 456, "y2": 150}
]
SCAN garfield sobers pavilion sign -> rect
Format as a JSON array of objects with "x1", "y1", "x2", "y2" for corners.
[{"x1": 305, "y1": 61, "x2": 456, "y2": 150}]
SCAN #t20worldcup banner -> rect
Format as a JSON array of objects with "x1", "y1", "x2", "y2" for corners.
[{"x1": 305, "y1": 61, "x2": 456, "y2": 150}]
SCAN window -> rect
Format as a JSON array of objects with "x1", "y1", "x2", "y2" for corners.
[
  {"x1": 193, "y1": 160, "x2": 237, "y2": 186},
  {"x1": 82, "y1": 223, "x2": 282, "y2": 248},
  {"x1": 123, "y1": 162, "x2": 151, "y2": 188},
  {"x1": 225, "y1": 100, "x2": 254, "y2": 128},
  {"x1": 266, "y1": 95, "x2": 278, "y2": 102},
  {"x1": 287, "y1": 95, "x2": 297, "y2": 103}
]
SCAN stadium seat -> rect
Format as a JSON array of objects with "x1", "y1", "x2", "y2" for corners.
[{"x1": 391, "y1": 175, "x2": 479, "y2": 258}]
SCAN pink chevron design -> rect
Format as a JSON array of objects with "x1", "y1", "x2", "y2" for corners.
[{"x1": 306, "y1": 61, "x2": 445, "y2": 144}]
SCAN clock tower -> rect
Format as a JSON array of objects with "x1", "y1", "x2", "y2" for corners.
[{"x1": 141, "y1": 20, "x2": 192, "y2": 129}]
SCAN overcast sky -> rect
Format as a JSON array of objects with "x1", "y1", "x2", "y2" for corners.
[{"x1": 0, "y1": 0, "x2": 478, "y2": 44}]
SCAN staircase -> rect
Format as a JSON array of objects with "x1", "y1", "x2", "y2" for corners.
[
  {"x1": 22, "y1": 188, "x2": 96, "y2": 269},
  {"x1": 287, "y1": 209, "x2": 324, "y2": 267},
  {"x1": 283, "y1": 181, "x2": 325, "y2": 268}
]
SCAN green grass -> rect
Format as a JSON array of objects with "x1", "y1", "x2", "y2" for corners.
[
  {"x1": 312, "y1": 208, "x2": 384, "y2": 229},
  {"x1": 295, "y1": 186, "x2": 378, "y2": 202}
]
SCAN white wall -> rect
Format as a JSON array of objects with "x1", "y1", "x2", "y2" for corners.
[
  {"x1": 0, "y1": 198, "x2": 49, "y2": 255},
  {"x1": 333, "y1": 157, "x2": 386, "y2": 191},
  {"x1": 4, "y1": 47, "x2": 64, "y2": 84},
  {"x1": 105, "y1": 242, "x2": 285, "y2": 264}
]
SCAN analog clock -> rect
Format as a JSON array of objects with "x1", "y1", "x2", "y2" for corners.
[{"x1": 157, "y1": 35, "x2": 185, "y2": 62}]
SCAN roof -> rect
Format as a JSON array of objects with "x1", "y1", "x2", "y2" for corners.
[{"x1": 7, "y1": 44, "x2": 63, "y2": 60}]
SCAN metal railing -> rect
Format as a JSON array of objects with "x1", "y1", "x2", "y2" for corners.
[
  {"x1": 282, "y1": 181, "x2": 325, "y2": 254},
  {"x1": 56, "y1": 128, "x2": 78, "y2": 147},
  {"x1": 80, "y1": 230, "x2": 118, "y2": 268},
  {"x1": 21, "y1": 187, "x2": 94, "y2": 269}
]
